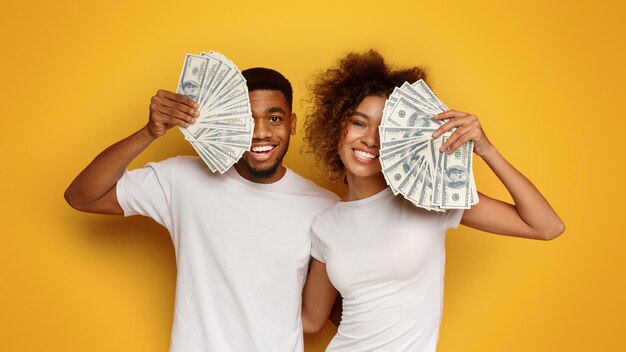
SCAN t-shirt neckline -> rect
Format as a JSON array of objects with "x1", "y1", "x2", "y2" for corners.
[
  {"x1": 226, "y1": 165, "x2": 293, "y2": 191},
  {"x1": 337, "y1": 187, "x2": 394, "y2": 209}
]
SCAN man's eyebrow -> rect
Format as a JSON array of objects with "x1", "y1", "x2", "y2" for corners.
[
  {"x1": 352, "y1": 111, "x2": 370, "y2": 119},
  {"x1": 267, "y1": 107, "x2": 287, "y2": 114}
]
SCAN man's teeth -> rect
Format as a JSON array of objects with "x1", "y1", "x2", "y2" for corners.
[
  {"x1": 354, "y1": 150, "x2": 377, "y2": 160},
  {"x1": 252, "y1": 145, "x2": 274, "y2": 153}
]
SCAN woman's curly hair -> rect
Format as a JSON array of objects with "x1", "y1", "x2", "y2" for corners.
[{"x1": 303, "y1": 50, "x2": 428, "y2": 182}]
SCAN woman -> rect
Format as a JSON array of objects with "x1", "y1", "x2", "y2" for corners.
[{"x1": 301, "y1": 50, "x2": 564, "y2": 351}]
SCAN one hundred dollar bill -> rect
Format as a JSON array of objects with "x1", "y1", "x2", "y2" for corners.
[
  {"x1": 441, "y1": 137, "x2": 472, "y2": 209},
  {"x1": 177, "y1": 51, "x2": 253, "y2": 173},
  {"x1": 379, "y1": 79, "x2": 477, "y2": 210},
  {"x1": 177, "y1": 54, "x2": 210, "y2": 102}
]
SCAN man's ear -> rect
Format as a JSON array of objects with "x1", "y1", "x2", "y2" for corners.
[{"x1": 290, "y1": 112, "x2": 297, "y2": 135}]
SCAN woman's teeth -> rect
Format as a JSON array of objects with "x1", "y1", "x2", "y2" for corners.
[{"x1": 354, "y1": 149, "x2": 377, "y2": 160}]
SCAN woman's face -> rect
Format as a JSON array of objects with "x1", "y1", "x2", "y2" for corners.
[{"x1": 338, "y1": 95, "x2": 386, "y2": 181}]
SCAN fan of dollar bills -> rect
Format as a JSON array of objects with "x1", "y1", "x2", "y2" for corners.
[
  {"x1": 379, "y1": 80, "x2": 478, "y2": 211},
  {"x1": 176, "y1": 51, "x2": 253, "y2": 173}
]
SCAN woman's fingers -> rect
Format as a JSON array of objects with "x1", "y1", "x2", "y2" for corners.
[{"x1": 432, "y1": 112, "x2": 481, "y2": 153}]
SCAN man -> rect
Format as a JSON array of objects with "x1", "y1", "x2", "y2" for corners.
[{"x1": 65, "y1": 68, "x2": 337, "y2": 351}]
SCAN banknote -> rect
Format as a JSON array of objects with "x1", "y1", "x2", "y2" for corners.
[
  {"x1": 398, "y1": 157, "x2": 427, "y2": 197},
  {"x1": 177, "y1": 51, "x2": 253, "y2": 173},
  {"x1": 379, "y1": 80, "x2": 477, "y2": 211},
  {"x1": 385, "y1": 97, "x2": 440, "y2": 129},
  {"x1": 380, "y1": 142, "x2": 429, "y2": 195},
  {"x1": 440, "y1": 136, "x2": 472, "y2": 209},
  {"x1": 411, "y1": 79, "x2": 449, "y2": 112},
  {"x1": 398, "y1": 82, "x2": 442, "y2": 116},
  {"x1": 177, "y1": 54, "x2": 209, "y2": 102}
]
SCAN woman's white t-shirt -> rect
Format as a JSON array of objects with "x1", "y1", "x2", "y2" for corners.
[{"x1": 311, "y1": 187, "x2": 463, "y2": 351}]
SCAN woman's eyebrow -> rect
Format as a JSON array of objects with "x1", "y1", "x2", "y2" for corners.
[{"x1": 352, "y1": 111, "x2": 370, "y2": 119}]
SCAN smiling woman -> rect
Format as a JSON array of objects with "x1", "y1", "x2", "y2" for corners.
[
  {"x1": 300, "y1": 50, "x2": 564, "y2": 351},
  {"x1": 336, "y1": 96, "x2": 387, "y2": 197},
  {"x1": 304, "y1": 52, "x2": 426, "y2": 185}
]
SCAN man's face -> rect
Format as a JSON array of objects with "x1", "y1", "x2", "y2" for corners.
[{"x1": 234, "y1": 90, "x2": 296, "y2": 184}]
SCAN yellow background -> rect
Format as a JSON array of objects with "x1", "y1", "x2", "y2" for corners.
[{"x1": 1, "y1": 0, "x2": 624, "y2": 351}]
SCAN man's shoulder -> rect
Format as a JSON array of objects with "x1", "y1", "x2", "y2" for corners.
[
  {"x1": 145, "y1": 155, "x2": 205, "y2": 173},
  {"x1": 284, "y1": 168, "x2": 339, "y2": 202},
  {"x1": 138, "y1": 155, "x2": 223, "y2": 187},
  {"x1": 154, "y1": 155, "x2": 200, "y2": 166}
]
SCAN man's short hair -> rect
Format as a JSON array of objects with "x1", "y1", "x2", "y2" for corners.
[{"x1": 242, "y1": 67, "x2": 293, "y2": 109}]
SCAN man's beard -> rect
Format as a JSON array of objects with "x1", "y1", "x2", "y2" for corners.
[{"x1": 239, "y1": 139, "x2": 289, "y2": 180}]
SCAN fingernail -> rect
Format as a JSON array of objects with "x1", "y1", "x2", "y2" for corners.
[
  {"x1": 191, "y1": 118, "x2": 197, "y2": 124},
  {"x1": 432, "y1": 132, "x2": 439, "y2": 138}
]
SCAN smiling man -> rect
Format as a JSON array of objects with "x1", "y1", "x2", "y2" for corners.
[
  {"x1": 234, "y1": 69, "x2": 296, "y2": 183},
  {"x1": 65, "y1": 68, "x2": 337, "y2": 352}
]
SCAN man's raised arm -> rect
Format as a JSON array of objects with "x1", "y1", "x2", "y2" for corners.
[{"x1": 64, "y1": 90, "x2": 198, "y2": 215}]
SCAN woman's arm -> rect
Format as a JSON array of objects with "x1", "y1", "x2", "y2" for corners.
[
  {"x1": 302, "y1": 258, "x2": 339, "y2": 334},
  {"x1": 433, "y1": 110, "x2": 565, "y2": 240}
]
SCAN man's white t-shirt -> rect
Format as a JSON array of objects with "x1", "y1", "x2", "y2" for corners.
[
  {"x1": 311, "y1": 188, "x2": 463, "y2": 351},
  {"x1": 116, "y1": 156, "x2": 337, "y2": 352}
]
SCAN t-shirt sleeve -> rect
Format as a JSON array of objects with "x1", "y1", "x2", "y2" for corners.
[
  {"x1": 116, "y1": 158, "x2": 176, "y2": 231},
  {"x1": 309, "y1": 220, "x2": 327, "y2": 263},
  {"x1": 438, "y1": 208, "x2": 464, "y2": 230}
]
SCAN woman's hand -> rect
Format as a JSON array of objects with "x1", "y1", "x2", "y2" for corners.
[
  {"x1": 432, "y1": 111, "x2": 565, "y2": 240},
  {"x1": 431, "y1": 110, "x2": 494, "y2": 157}
]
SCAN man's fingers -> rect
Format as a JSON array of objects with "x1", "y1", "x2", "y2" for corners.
[
  {"x1": 154, "y1": 112, "x2": 191, "y2": 129},
  {"x1": 156, "y1": 89, "x2": 199, "y2": 109},
  {"x1": 165, "y1": 115, "x2": 191, "y2": 128},
  {"x1": 153, "y1": 95, "x2": 199, "y2": 118},
  {"x1": 154, "y1": 103, "x2": 196, "y2": 125}
]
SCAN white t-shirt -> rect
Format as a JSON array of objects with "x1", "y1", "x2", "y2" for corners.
[
  {"x1": 116, "y1": 156, "x2": 337, "y2": 352},
  {"x1": 311, "y1": 188, "x2": 463, "y2": 351}
]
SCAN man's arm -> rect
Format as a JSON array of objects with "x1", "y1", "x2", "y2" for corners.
[{"x1": 64, "y1": 90, "x2": 198, "y2": 215}]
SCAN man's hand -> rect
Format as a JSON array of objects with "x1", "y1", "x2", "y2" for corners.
[
  {"x1": 65, "y1": 89, "x2": 199, "y2": 214},
  {"x1": 148, "y1": 90, "x2": 199, "y2": 138}
]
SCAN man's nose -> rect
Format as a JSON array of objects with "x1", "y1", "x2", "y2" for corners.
[{"x1": 253, "y1": 119, "x2": 272, "y2": 140}]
